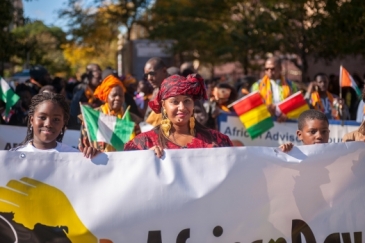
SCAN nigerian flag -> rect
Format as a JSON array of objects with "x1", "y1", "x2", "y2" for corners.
[
  {"x1": 0, "y1": 77, "x2": 19, "y2": 116},
  {"x1": 80, "y1": 105, "x2": 135, "y2": 150}
]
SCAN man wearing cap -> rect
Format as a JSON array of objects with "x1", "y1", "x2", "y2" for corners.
[{"x1": 28, "y1": 65, "x2": 52, "y2": 96}]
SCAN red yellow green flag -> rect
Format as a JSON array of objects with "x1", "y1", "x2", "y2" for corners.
[
  {"x1": 230, "y1": 92, "x2": 274, "y2": 139},
  {"x1": 277, "y1": 91, "x2": 309, "y2": 119}
]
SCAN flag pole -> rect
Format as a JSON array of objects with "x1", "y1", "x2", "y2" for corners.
[
  {"x1": 79, "y1": 102, "x2": 94, "y2": 149},
  {"x1": 339, "y1": 65, "x2": 342, "y2": 99},
  {"x1": 122, "y1": 105, "x2": 131, "y2": 120},
  {"x1": 339, "y1": 66, "x2": 344, "y2": 126}
]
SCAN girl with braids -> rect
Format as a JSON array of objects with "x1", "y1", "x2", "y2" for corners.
[
  {"x1": 124, "y1": 74, "x2": 233, "y2": 158},
  {"x1": 11, "y1": 92, "x2": 99, "y2": 158}
]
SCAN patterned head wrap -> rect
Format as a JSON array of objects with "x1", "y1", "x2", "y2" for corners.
[
  {"x1": 148, "y1": 74, "x2": 207, "y2": 113},
  {"x1": 94, "y1": 75, "x2": 126, "y2": 102}
]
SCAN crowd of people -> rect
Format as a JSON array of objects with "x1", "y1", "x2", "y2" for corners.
[{"x1": 1, "y1": 56, "x2": 365, "y2": 156}]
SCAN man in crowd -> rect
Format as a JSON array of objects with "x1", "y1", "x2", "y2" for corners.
[
  {"x1": 144, "y1": 57, "x2": 168, "y2": 126},
  {"x1": 251, "y1": 57, "x2": 298, "y2": 122},
  {"x1": 7, "y1": 84, "x2": 32, "y2": 126},
  {"x1": 69, "y1": 63, "x2": 103, "y2": 129},
  {"x1": 180, "y1": 62, "x2": 195, "y2": 77},
  {"x1": 343, "y1": 86, "x2": 365, "y2": 142},
  {"x1": 28, "y1": 65, "x2": 52, "y2": 96},
  {"x1": 166, "y1": 66, "x2": 180, "y2": 76},
  {"x1": 305, "y1": 73, "x2": 350, "y2": 120}
]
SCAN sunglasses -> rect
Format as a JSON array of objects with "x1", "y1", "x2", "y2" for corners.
[
  {"x1": 144, "y1": 71, "x2": 157, "y2": 78},
  {"x1": 265, "y1": 68, "x2": 275, "y2": 71}
]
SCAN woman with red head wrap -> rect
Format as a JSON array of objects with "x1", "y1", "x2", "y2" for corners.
[
  {"x1": 124, "y1": 74, "x2": 232, "y2": 156},
  {"x1": 79, "y1": 74, "x2": 141, "y2": 152}
]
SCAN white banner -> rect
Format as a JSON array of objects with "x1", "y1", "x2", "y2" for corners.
[
  {"x1": 0, "y1": 125, "x2": 79, "y2": 150},
  {"x1": 218, "y1": 113, "x2": 360, "y2": 146},
  {"x1": 0, "y1": 143, "x2": 365, "y2": 242}
]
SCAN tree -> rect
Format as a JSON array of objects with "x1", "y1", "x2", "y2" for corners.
[
  {"x1": 145, "y1": 0, "x2": 365, "y2": 81},
  {"x1": 12, "y1": 21, "x2": 70, "y2": 75},
  {"x1": 0, "y1": 0, "x2": 20, "y2": 76},
  {"x1": 228, "y1": 1, "x2": 282, "y2": 75},
  {"x1": 231, "y1": 0, "x2": 365, "y2": 81},
  {"x1": 62, "y1": 41, "x2": 118, "y2": 75},
  {"x1": 58, "y1": 1, "x2": 131, "y2": 76},
  {"x1": 59, "y1": 0, "x2": 152, "y2": 41},
  {"x1": 316, "y1": 0, "x2": 365, "y2": 58},
  {"x1": 145, "y1": 0, "x2": 234, "y2": 75},
  {"x1": 58, "y1": 0, "x2": 152, "y2": 75}
]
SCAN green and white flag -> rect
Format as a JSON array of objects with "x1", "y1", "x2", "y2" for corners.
[
  {"x1": 0, "y1": 77, "x2": 20, "y2": 116},
  {"x1": 80, "y1": 105, "x2": 135, "y2": 150}
]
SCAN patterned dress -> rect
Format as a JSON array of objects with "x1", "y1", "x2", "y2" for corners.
[{"x1": 124, "y1": 129, "x2": 233, "y2": 150}]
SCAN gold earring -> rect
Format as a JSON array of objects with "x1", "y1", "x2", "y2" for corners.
[
  {"x1": 190, "y1": 116, "x2": 195, "y2": 136},
  {"x1": 161, "y1": 109, "x2": 171, "y2": 137}
]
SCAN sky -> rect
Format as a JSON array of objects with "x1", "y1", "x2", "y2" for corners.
[{"x1": 23, "y1": 0, "x2": 70, "y2": 30}]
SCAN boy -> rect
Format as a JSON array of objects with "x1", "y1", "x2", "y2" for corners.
[{"x1": 280, "y1": 110, "x2": 330, "y2": 152}]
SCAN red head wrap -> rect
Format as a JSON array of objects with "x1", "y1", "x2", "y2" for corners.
[
  {"x1": 148, "y1": 74, "x2": 207, "y2": 114},
  {"x1": 94, "y1": 75, "x2": 126, "y2": 102}
]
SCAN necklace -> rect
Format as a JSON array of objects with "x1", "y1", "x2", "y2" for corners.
[{"x1": 168, "y1": 132, "x2": 193, "y2": 148}]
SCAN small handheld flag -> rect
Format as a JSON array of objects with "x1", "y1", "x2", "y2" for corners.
[
  {"x1": 277, "y1": 91, "x2": 309, "y2": 119},
  {"x1": 340, "y1": 65, "x2": 361, "y2": 97},
  {"x1": 229, "y1": 92, "x2": 274, "y2": 139},
  {"x1": 80, "y1": 105, "x2": 135, "y2": 150},
  {"x1": 0, "y1": 77, "x2": 19, "y2": 116}
]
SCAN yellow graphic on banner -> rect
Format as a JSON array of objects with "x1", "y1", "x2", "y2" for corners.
[{"x1": 0, "y1": 177, "x2": 112, "y2": 243}]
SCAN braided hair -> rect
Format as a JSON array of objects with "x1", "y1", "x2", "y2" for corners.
[{"x1": 20, "y1": 92, "x2": 70, "y2": 145}]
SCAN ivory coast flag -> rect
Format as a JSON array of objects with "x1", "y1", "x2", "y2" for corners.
[
  {"x1": 0, "y1": 77, "x2": 19, "y2": 116},
  {"x1": 230, "y1": 92, "x2": 274, "y2": 139},
  {"x1": 80, "y1": 105, "x2": 135, "y2": 150},
  {"x1": 277, "y1": 91, "x2": 309, "y2": 119},
  {"x1": 340, "y1": 65, "x2": 361, "y2": 97}
]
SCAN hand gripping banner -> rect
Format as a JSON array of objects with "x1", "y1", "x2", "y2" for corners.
[{"x1": 0, "y1": 142, "x2": 365, "y2": 242}]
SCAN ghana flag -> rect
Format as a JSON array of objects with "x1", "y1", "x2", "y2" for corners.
[
  {"x1": 230, "y1": 92, "x2": 274, "y2": 139},
  {"x1": 277, "y1": 91, "x2": 309, "y2": 119}
]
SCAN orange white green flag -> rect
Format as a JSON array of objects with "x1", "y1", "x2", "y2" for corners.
[
  {"x1": 277, "y1": 91, "x2": 309, "y2": 119},
  {"x1": 340, "y1": 65, "x2": 361, "y2": 97},
  {"x1": 229, "y1": 92, "x2": 274, "y2": 139}
]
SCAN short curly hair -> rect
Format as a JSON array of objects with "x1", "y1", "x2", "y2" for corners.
[{"x1": 298, "y1": 110, "x2": 329, "y2": 130}]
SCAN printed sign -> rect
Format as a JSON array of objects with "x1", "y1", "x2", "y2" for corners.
[
  {"x1": 1, "y1": 143, "x2": 365, "y2": 242},
  {"x1": 218, "y1": 112, "x2": 360, "y2": 146},
  {"x1": 0, "y1": 125, "x2": 79, "y2": 150}
]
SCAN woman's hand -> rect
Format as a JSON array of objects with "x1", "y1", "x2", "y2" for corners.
[
  {"x1": 79, "y1": 139, "x2": 101, "y2": 159},
  {"x1": 279, "y1": 143, "x2": 294, "y2": 153},
  {"x1": 267, "y1": 104, "x2": 276, "y2": 116},
  {"x1": 150, "y1": 145, "x2": 164, "y2": 158}
]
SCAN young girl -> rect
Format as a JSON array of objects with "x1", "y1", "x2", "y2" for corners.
[{"x1": 11, "y1": 92, "x2": 99, "y2": 158}]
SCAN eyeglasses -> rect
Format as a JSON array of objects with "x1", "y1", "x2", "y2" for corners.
[{"x1": 265, "y1": 68, "x2": 275, "y2": 71}]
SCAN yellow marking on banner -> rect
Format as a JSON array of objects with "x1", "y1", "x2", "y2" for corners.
[{"x1": 0, "y1": 177, "x2": 98, "y2": 242}]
